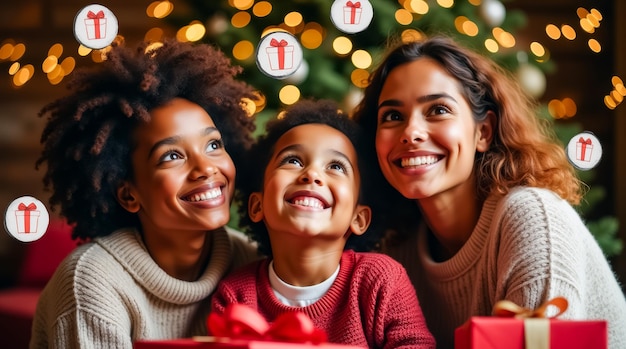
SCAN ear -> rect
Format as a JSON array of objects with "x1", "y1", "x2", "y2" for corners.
[
  {"x1": 349, "y1": 205, "x2": 372, "y2": 236},
  {"x1": 248, "y1": 192, "x2": 264, "y2": 223},
  {"x1": 476, "y1": 110, "x2": 496, "y2": 153},
  {"x1": 116, "y1": 182, "x2": 140, "y2": 213}
]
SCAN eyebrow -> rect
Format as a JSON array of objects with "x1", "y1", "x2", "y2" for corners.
[
  {"x1": 274, "y1": 144, "x2": 355, "y2": 170},
  {"x1": 378, "y1": 93, "x2": 458, "y2": 109},
  {"x1": 147, "y1": 126, "x2": 219, "y2": 159}
]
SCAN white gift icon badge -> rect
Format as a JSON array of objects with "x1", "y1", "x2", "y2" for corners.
[
  {"x1": 330, "y1": 0, "x2": 373, "y2": 34},
  {"x1": 4, "y1": 196, "x2": 50, "y2": 242},
  {"x1": 73, "y1": 4, "x2": 118, "y2": 49},
  {"x1": 567, "y1": 131, "x2": 602, "y2": 171},
  {"x1": 256, "y1": 31, "x2": 303, "y2": 80}
]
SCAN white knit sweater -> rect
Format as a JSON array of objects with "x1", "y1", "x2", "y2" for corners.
[
  {"x1": 384, "y1": 186, "x2": 626, "y2": 349},
  {"x1": 30, "y1": 226, "x2": 259, "y2": 349}
]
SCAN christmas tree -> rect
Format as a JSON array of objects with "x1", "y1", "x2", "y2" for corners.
[{"x1": 163, "y1": 0, "x2": 621, "y2": 256}]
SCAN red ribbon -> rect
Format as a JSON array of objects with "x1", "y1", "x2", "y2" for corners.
[
  {"x1": 207, "y1": 304, "x2": 327, "y2": 344},
  {"x1": 346, "y1": 1, "x2": 361, "y2": 24},
  {"x1": 17, "y1": 202, "x2": 37, "y2": 233},
  {"x1": 270, "y1": 38, "x2": 288, "y2": 70},
  {"x1": 577, "y1": 137, "x2": 592, "y2": 161},
  {"x1": 87, "y1": 10, "x2": 105, "y2": 39}
]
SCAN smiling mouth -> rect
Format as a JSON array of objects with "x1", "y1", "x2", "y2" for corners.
[
  {"x1": 183, "y1": 187, "x2": 222, "y2": 202},
  {"x1": 290, "y1": 196, "x2": 328, "y2": 209},
  {"x1": 399, "y1": 155, "x2": 440, "y2": 168}
]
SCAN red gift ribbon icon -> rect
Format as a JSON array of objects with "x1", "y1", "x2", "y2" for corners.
[
  {"x1": 17, "y1": 202, "x2": 37, "y2": 233},
  {"x1": 269, "y1": 38, "x2": 288, "y2": 70},
  {"x1": 208, "y1": 303, "x2": 327, "y2": 343},
  {"x1": 346, "y1": 1, "x2": 361, "y2": 24},
  {"x1": 86, "y1": 10, "x2": 105, "y2": 39},
  {"x1": 577, "y1": 137, "x2": 592, "y2": 161}
]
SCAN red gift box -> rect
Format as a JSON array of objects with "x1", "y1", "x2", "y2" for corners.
[
  {"x1": 84, "y1": 10, "x2": 107, "y2": 40},
  {"x1": 455, "y1": 297, "x2": 607, "y2": 349},
  {"x1": 15, "y1": 202, "x2": 40, "y2": 234},
  {"x1": 265, "y1": 38, "x2": 294, "y2": 71},
  {"x1": 134, "y1": 338, "x2": 363, "y2": 348},
  {"x1": 343, "y1": 1, "x2": 362, "y2": 24}
]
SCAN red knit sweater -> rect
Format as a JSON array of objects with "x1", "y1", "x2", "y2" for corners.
[{"x1": 211, "y1": 250, "x2": 435, "y2": 349}]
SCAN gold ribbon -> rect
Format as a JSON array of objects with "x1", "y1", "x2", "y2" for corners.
[{"x1": 492, "y1": 297, "x2": 568, "y2": 349}]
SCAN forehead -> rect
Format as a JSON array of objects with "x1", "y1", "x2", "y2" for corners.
[
  {"x1": 379, "y1": 58, "x2": 463, "y2": 101},
  {"x1": 275, "y1": 123, "x2": 357, "y2": 159}
]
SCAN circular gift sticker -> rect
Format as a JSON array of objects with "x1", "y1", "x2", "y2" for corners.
[
  {"x1": 4, "y1": 196, "x2": 50, "y2": 243},
  {"x1": 73, "y1": 4, "x2": 119, "y2": 49},
  {"x1": 330, "y1": 0, "x2": 374, "y2": 34},
  {"x1": 566, "y1": 131, "x2": 602, "y2": 170},
  {"x1": 256, "y1": 31, "x2": 303, "y2": 80}
]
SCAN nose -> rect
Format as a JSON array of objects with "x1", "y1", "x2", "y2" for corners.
[
  {"x1": 298, "y1": 166, "x2": 323, "y2": 185},
  {"x1": 401, "y1": 116, "x2": 428, "y2": 144},
  {"x1": 189, "y1": 156, "x2": 218, "y2": 180}
]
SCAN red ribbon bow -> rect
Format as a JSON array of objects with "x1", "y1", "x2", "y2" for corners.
[
  {"x1": 346, "y1": 1, "x2": 361, "y2": 8},
  {"x1": 207, "y1": 304, "x2": 327, "y2": 344},
  {"x1": 577, "y1": 137, "x2": 592, "y2": 160},
  {"x1": 18, "y1": 202, "x2": 37, "y2": 211},
  {"x1": 578, "y1": 137, "x2": 592, "y2": 145},
  {"x1": 87, "y1": 10, "x2": 105, "y2": 19}
]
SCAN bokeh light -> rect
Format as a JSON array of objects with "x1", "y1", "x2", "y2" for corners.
[
  {"x1": 253, "y1": 2, "x2": 272, "y2": 17},
  {"x1": 279, "y1": 85, "x2": 301, "y2": 105}
]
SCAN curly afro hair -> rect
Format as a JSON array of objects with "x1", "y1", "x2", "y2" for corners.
[
  {"x1": 36, "y1": 39, "x2": 257, "y2": 241},
  {"x1": 236, "y1": 98, "x2": 384, "y2": 257}
]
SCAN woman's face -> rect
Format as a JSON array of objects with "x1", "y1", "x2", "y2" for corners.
[
  {"x1": 375, "y1": 58, "x2": 491, "y2": 201},
  {"x1": 119, "y1": 97, "x2": 236, "y2": 237}
]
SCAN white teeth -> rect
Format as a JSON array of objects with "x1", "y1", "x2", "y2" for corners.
[
  {"x1": 401, "y1": 155, "x2": 439, "y2": 167},
  {"x1": 188, "y1": 188, "x2": 221, "y2": 202},
  {"x1": 293, "y1": 198, "x2": 324, "y2": 209}
]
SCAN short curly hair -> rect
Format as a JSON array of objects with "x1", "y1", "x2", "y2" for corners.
[
  {"x1": 236, "y1": 99, "x2": 383, "y2": 257},
  {"x1": 36, "y1": 39, "x2": 257, "y2": 240}
]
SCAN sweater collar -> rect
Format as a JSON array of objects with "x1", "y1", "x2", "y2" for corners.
[{"x1": 95, "y1": 227, "x2": 232, "y2": 304}]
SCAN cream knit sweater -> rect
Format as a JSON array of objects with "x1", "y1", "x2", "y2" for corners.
[
  {"x1": 30, "y1": 226, "x2": 259, "y2": 349},
  {"x1": 384, "y1": 186, "x2": 626, "y2": 349}
]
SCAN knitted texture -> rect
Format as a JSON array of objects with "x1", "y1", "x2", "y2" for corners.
[
  {"x1": 30, "y1": 227, "x2": 259, "y2": 349},
  {"x1": 384, "y1": 186, "x2": 626, "y2": 349},
  {"x1": 212, "y1": 250, "x2": 436, "y2": 349}
]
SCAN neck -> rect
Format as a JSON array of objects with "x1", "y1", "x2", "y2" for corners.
[
  {"x1": 142, "y1": 228, "x2": 213, "y2": 281},
  {"x1": 270, "y1": 240, "x2": 344, "y2": 286}
]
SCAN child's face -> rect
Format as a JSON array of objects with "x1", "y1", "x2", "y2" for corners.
[
  {"x1": 375, "y1": 57, "x2": 492, "y2": 201},
  {"x1": 119, "y1": 98, "x2": 236, "y2": 236},
  {"x1": 250, "y1": 123, "x2": 369, "y2": 245}
]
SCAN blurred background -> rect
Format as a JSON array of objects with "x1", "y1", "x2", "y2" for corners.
[{"x1": 0, "y1": 0, "x2": 624, "y2": 292}]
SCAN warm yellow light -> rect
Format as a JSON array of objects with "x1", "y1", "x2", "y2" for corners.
[
  {"x1": 351, "y1": 50, "x2": 372, "y2": 69},
  {"x1": 10, "y1": 43, "x2": 26, "y2": 61},
  {"x1": 579, "y1": 18, "x2": 595, "y2": 33},
  {"x1": 589, "y1": 8, "x2": 603, "y2": 21},
  {"x1": 284, "y1": 12, "x2": 303, "y2": 27},
  {"x1": 437, "y1": 0, "x2": 454, "y2": 9},
  {"x1": 611, "y1": 90, "x2": 624, "y2": 104},
  {"x1": 47, "y1": 64, "x2": 63, "y2": 81},
  {"x1": 395, "y1": 9, "x2": 413, "y2": 25},
  {"x1": 467, "y1": 0, "x2": 481, "y2": 5},
  {"x1": 611, "y1": 76, "x2": 624, "y2": 88},
  {"x1": 561, "y1": 25, "x2": 576, "y2": 40},
  {"x1": 8, "y1": 62, "x2": 20, "y2": 75},
  {"x1": 576, "y1": 7, "x2": 589, "y2": 19},
  {"x1": 253, "y1": 1, "x2": 272, "y2": 17},
  {"x1": 186, "y1": 22, "x2": 206, "y2": 42},
  {"x1": 232, "y1": 11, "x2": 252, "y2": 28},
  {"x1": 48, "y1": 43, "x2": 63, "y2": 58},
  {"x1": 42, "y1": 56, "x2": 58, "y2": 73},
  {"x1": 333, "y1": 36, "x2": 353, "y2": 56},
  {"x1": 401, "y1": 29, "x2": 423, "y2": 43},
  {"x1": 0, "y1": 43, "x2": 14, "y2": 60},
  {"x1": 240, "y1": 97, "x2": 257, "y2": 116},
  {"x1": 279, "y1": 85, "x2": 301, "y2": 105},
  {"x1": 232, "y1": 40, "x2": 254, "y2": 61},
  {"x1": 604, "y1": 95, "x2": 617, "y2": 109},
  {"x1": 60, "y1": 57, "x2": 76, "y2": 75},
  {"x1": 530, "y1": 42, "x2": 545, "y2": 57},
  {"x1": 562, "y1": 97, "x2": 577, "y2": 118},
  {"x1": 548, "y1": 99, "x2": 565, "y2": 119},
  {"x1": 545, "y1": 24, "x2": 561, "y2": 40},
  {"x1": 78, "y1": 45, "x2": 92, "y2": 57},
  {"x1": 409, "y1": 0, "x2": 429, "y2": 14},
  {"x1": 462, "y1": 20, "x2": 479, "y2": 37},
  {"x1": 145, "y1": 42, "x2": 164, "y2": 54},
  {"x1": 13, "y1": 64, "x2": 34, "y2": 87},
  {"x1": 484, "y1": 38, "x2": 499, "y2": 53},
  {"x1": 454, "y1": 16, "x2": 468, "y2": 34},
  {"x1": 615, "y1": 83, "x2": 626, "y2": 97},
  {"x1": 588, "y1": 39, "x2": 601, "y2": 53},
  {"x1": 350, "y1": 69, "x2": 369, "y2": 88},
  {"x1": 494, "y1": 30, "x2": 515, "y2": 48},
  {"x1": 145, "y1": 27, "x2": 164, "y2": 43},
  {"x1": 252, "y1": 91, "x2": 267, "y2": 113},
  {"x1": 233, "y1": 0, "x2": 254, "y2": 10},
  {"x1": 153, "y1": 1, "x2": 173, "y2": 19},
  {"x1": 301, "y1": 29, "x2": 323, "y2": 49}
]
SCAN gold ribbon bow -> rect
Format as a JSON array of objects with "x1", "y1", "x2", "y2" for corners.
[{"x1": 492, "y1": 297, "x2": 568, "y2": 349}]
